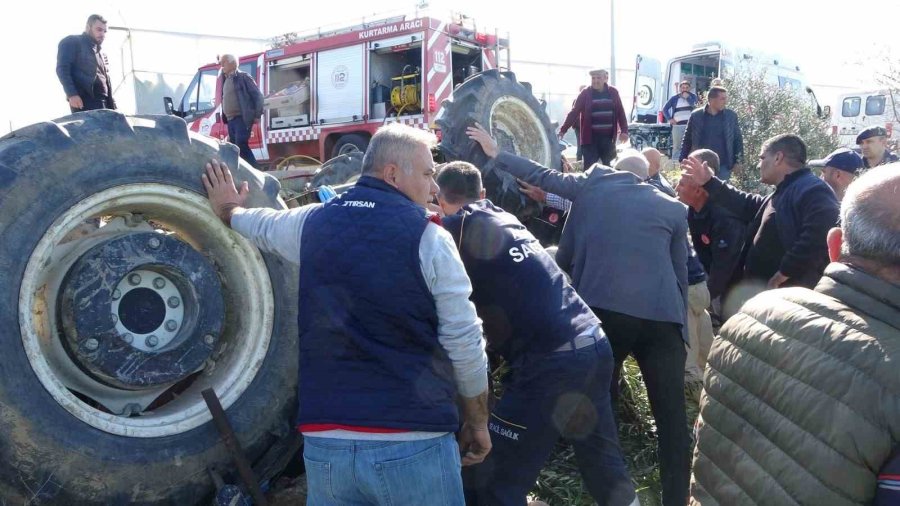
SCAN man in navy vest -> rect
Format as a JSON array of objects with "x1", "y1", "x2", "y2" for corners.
[
  {"x1": 436, "y1": 162, "x2": 637, "y2": 506},
  {"x1": 202, "y1": 123, "x2": 491, "y2": 505}
]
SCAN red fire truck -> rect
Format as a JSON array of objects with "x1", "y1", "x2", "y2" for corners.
[{"x1": 164, "y1": 15, "x2": 508, "y2": 167}]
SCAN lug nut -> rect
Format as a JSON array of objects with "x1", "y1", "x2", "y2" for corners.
[
  {"x1": 148, "y1": 237, "x2": 161, "y2": 249},
  {"x1": 122, "y1": 333, "x2": 134, "y2": 344},
  {"x1": 153, "y1": 277, "x2": 166, "y2": 289},
  {"x1": 203, "y1": 334, "x2": 215, "y2": 346},
  {"x1": 146, "y1": 335, "x2": 159, "y2": 348},
  {"x1": 112, "y1": 289, "x2": 121, "y2": 300},
  {"x1": 111, "y1": 314, "x2": 118, "y2": 324},
  {"x1": 165, "y1": 320, "x2": 178, "y2": 332},
  {"x1": 128, "y1": 273, "x2": 142, "y2": 286},
  {"x1": 167, "y1": 297, "x2": 180, "y2": 308},
  {"x1": 84, "y1": 338, "x2": 99, "y2": 351}
]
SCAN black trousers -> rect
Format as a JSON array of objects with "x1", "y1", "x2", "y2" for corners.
[
  {"x1": 593, "y1": 308, "x2": 690, "y2": 506},
  {"x1": 581, "y1": 136, "x2": 617, "y2": 169}
]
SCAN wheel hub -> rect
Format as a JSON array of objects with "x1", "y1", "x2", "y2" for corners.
[{"x1": 60, "y1": 232, "x2": 224, "y2": 389}]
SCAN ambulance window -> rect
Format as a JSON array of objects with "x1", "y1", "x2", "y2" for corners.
[
  {"x1": 866, "y1": 95, "x2": 886, "y2": 116},
  {"x1": 842, "y1": 97, "x2": 861, "y2": 117}
]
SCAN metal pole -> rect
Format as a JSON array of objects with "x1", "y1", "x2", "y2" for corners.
[{"x1": 610, "y1": 0, "x2": 616, "y2": 86}]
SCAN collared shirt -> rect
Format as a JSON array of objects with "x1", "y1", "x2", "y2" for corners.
[{"x1": 92, "y1": 41, "x2": 109, "y2": 99}]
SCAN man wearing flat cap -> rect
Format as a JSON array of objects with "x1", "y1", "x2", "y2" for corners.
[
  {"x1": 558, "y1": 69, "x2": 629, "y2": 168},
  {"x1": 812, "y1": 148, "x2": 864, "y2": 202},
  {"x1": 857, "y1": 126, "x2": 899, "y2": 168}
]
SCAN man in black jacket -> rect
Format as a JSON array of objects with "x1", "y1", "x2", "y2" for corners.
[
  {"x1": 681, "y1": 134, "x2": 839, "y2": 300},
  {"x1": 219, "y1": 54, "x2": 264, "y2": 167},
  {"x1": 679, "y1": 86, "x2": 742, "y2": 180},
  {"x1": 56, "y1": 14, "x2": 116, "y2": 112}
]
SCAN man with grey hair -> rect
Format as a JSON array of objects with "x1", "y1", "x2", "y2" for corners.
[
  {"x1": 219, "y1": 53, "x2": 264, "y2": 167},
  {"x1": 202, "y1": 122, "x2": 491, "y2": 504},
  {"x1": 690, "y1": 163, "x2": 900, "y2": 505}
]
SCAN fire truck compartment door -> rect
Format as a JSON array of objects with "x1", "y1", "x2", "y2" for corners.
[{"x1": 317, "y1": 44, "x2": 365, "y2": 124}]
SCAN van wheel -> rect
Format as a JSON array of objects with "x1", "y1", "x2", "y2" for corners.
[
  {"x1": 0, "y1": 110, "x2": 298, "y2": 504},
  {"x1": 311, "y1": 151, "x2": 364, "y2": 187},
  {"x1": 436, "y1": 69, "x2": 560, "y2": 221},
  {"x1": 331, "y1": 134, "x2": 369, "y2": 158}
]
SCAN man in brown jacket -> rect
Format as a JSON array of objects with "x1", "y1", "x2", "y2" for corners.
[{"x1": 690, "y1": 163, "x2": 900, "y2": 505}]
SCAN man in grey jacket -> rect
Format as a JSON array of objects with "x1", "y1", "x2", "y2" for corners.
[
  {"x1": 690, "y1": 164, "x2": 900, "y2": 505},
  {"x1": 468, "y1": 123, "x2": 691, "y2": 506}
]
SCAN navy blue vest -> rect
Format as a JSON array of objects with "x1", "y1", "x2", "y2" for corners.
[
  {"x1": 297, "y1": 176, "x2": 457, "y2": 432},
  {"x1": 442, "y1": 200, "x2": 597, "y2": 362}
]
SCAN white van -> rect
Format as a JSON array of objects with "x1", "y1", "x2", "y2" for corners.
[
  {"x1": 629, "y1": 41, "x2": 815, "y2": 157},
  {"x1": 831, "y1": 89, "x2": 899, "y2": 148}
]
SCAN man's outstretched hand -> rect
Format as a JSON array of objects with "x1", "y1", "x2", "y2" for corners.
[
  {"x1": 202, "y1": 159, "x2": 249, "y2": 226},
  {"x1": 466, "y1": 123, "x2": 499, "y2": 159}
]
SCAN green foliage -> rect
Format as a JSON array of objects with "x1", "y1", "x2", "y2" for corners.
[
  {"x1": 269, "y1": 32, "x2": 299, "y2": 49},
  {"x1": 723, "y1": 69, "x2": 839, "y2": 194}
]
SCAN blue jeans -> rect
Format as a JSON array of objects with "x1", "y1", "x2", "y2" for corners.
[
  {"x1": 464, "y1": 336, "x2": 635, "y2": 505},
  {"x1": 226, "y1": 116, "x2": 258, "y2": 167},
  {"x1": 303, "y1": 433, "x2": 465, "y2": 505}
]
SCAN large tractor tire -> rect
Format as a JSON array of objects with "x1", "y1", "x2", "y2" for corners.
[
  {"x1": 437, "y1": 69, "x2": 561, "y2": 221},
  {"x1": 0, "y1": 111, "x2": 298, "y2": 504}
]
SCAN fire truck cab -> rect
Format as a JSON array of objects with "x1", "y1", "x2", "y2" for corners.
[{"x1": 164, "y1": 15, "x2": 508, "y2": 168}]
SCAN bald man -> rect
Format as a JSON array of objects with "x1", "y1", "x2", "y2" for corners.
[{"x1": 643, "y1": 147, "x2": 676, "y2": 197}]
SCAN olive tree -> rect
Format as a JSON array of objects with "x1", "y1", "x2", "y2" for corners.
[{"x1": 723, "y1": 69, "x2": 839, "y2": 193}]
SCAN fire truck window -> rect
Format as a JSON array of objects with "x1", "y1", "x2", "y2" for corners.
[
  {"x1": 180, "y1": 69, "x2": 218, "y2": 121},
  {"x1": 842, "y1": 97, "x2": 861, "y2": 117},
  {"x1": 865, "y1": 95, "x2": 886, "y2": 116},
  {"x1": 197, "y1": 70, "x2": 218, "y2": 113}
]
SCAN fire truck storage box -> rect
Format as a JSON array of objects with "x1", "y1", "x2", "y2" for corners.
[
  {"x1": 271, "y1": 114, "x2": 310, "y2": 129},
  {"x1": 264, "y1": 79, "x2": 310, "y2": 111},
  {"x1": 273, "y1": 102, "x2": 310, "y2": 118}
]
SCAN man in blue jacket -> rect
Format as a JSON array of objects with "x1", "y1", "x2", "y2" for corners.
[
  {"x1": 56, "y1": 14, "x2": 116, "y2": 112},
  {"x1": 203, "y1": 123, "x2": 491, "y2": 505},
  {"x1": 680, "y1": 86, "x2": 743, "y2": 180},
  {"x1": 435, "y1": 162, "x2": 637, "y2": 506},
  {"x1": 219, "y1": 54, "x2": 264, "y2": 167}
]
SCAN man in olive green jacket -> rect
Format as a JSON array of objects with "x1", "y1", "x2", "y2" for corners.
[{"x1": 690, "y1": 164, "x2": 900, "y2": 505}]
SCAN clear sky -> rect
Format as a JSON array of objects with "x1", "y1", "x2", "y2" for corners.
[{"x1": 1, "y1": 0, "x2": 893, "y2": 134}]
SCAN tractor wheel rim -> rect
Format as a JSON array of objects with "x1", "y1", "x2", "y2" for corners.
[
  {"x1": 489, "y1": 96, "x2": 553, "y2": 168},
  {"x1": 19, "y1": 184, "x2": 275, "y2": 437}
]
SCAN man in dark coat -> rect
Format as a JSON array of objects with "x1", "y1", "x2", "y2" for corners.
[
  {"x1": 219, "y1": 54, "x2": 264, "y2": 167},
  {"x1": 679, "y1": 86, "x2": 742, "y2": 180},
  {"x1": 56, "y1": 14, "x2": 116, "y2": 112}
]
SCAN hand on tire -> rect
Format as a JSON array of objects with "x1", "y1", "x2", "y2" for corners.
[
  {"x1": 466, "y1": 123, "x2": 499, "y2": 159},
  {"x1": 68, "y1": 95, "x2": 84, "y2": 110},
  {"x1": 202, "y1": 159, "x2": 249, "y2": 226}
]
